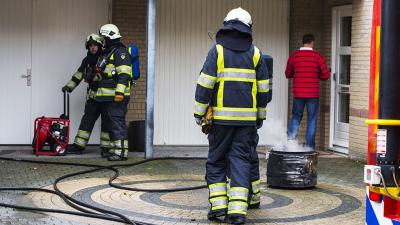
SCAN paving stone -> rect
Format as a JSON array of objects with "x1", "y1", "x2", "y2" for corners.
[{"x1": 0, "y1": 149, "x2": 365, "y2": 224}]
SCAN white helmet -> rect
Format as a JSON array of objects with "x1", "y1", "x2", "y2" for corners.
[
  {"x1": 99, "y1": 24, "x2": 122, "y2": 40},
  {"x1": 224, "y1": 7, "x2": 252, "y2": 27}
]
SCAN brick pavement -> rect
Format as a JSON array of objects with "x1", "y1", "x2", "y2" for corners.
[{"x1": 0, "y1": 149, "x2": 365, "y2": 225}]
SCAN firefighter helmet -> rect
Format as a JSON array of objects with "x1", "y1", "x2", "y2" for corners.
[
  {"x1": 99, "y1": 24, "x2": 122, "y2": 40},
  {"x1": 85, "y1": 33, "x2": 103, "y2": 49},
  {"x1": 224, "y1": 7, "x2": 252, "y2": 27}
]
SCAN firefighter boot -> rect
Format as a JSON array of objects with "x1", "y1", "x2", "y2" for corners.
[
  {"x1": 248, "y1": 202, "x2": 260, "y2": 209},
  {"x1": 207, "y1": 208, "x2": 227, "y2": 221},
  {"x1": 224, "y1": 214, "x2": 246, "y2": 225},
  {"x1": 100, "y1": 148, "x2": 112, "y2": 158},
  {"x1": 247, "y1": 183, "x2": 261, "y2": 209},
  {"x1": 65, "y1": 144, "x2": 84, "y2": 154},
  {"x1": 107, "y1": 149, "x2": 127, "y2": 161}
]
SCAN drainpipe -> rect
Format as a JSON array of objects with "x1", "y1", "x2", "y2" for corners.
[
  {"x1": 145, "y1": 0, "x2": 156, "y2": 159},
  {"x1": 377, "y1": 0, "x2": 400, "y2": 186}
]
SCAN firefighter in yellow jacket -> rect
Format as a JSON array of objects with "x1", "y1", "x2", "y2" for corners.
[
  {"x1": 63, "y1": 34, "x2": 112, "y2": 158},
  {"x1": 194, "y1": 8, "x2": 269, "y2": 224}
]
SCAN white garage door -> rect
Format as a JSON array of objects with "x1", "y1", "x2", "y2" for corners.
[
  {"x1": 0, "y1": 0, "x2": 33, "y2": 144},
  {"x1": 154, "y1": 0, "x2": 289, "y2": 145},
  {"x1": 0, "y1": 0, "x2": 111, "y2": 144}
]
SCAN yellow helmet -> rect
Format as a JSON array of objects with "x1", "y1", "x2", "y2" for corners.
[{"x1": 86, "y1": 33, "x2": 103, "y2": 49}]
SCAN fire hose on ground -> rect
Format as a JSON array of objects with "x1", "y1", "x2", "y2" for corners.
[{"x1": 0, "y1": 156, "x2": 208, "y2": 225}]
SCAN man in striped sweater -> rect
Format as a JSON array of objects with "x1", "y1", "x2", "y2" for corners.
[{"x1": 285, "y1": 34, "x2": 330, "y2": 150}]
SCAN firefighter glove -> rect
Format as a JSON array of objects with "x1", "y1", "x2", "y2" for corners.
[
  {"x1": 195, "y1": 117, "x2": 202, "y2": 126},
  {"x1": 114, "y1": 93, "x2": 124, "y2": 102},
  {"x1": 201, "y1": 107, "x2": 213, "y2": 134}
]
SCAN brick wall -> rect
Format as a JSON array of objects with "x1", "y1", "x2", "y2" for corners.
[
  {"x1": 348, "y1": 0, "x2": 373, "y2": 160},
  {"x1": 112, "y1": 0, "x2": 147, "y2": 122}
]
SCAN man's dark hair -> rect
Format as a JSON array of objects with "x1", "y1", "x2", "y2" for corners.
[{"x1": 302, "y1": 33, "x2": 315, "y2": 44}]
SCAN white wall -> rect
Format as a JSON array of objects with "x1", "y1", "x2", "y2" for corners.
[
  {"x1": 0, "y1": 0, "x2": 33, "y2": 144},
  {"x1": 154, "y1": 0, "x2": 289, "y2": 145},
  {"x1": 0, "y1": 0, "x2": 111, "y2": 144},
  {"x1": 31, "y1": 0, "x2": 111, "y2": 144}
]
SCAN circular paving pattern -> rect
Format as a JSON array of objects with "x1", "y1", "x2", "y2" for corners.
[{"x1": 27, "y1": 175, "x2": 364, "y2": 225}]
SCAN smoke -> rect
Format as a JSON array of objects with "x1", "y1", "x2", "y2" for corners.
[
  {"x1": 264, "y1": 120, "x2": 288, "y2": 147},
  {"x1": 264, "y1": 120, "x2": 314, "y2": 159}
]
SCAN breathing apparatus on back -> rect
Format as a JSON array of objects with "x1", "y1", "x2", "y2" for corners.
[{"x1": 96, "y1": 24, "x2": 141, "y2": 81}]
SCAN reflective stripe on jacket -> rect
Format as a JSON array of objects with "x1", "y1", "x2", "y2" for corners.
[
  {"x1": 65, "y1": 56, "x2": 100, "y2": 100},
  {"x1": 194, "y1": 44, "x2": 269, "y2": 126},
  {"x1": 95, "y1": 45, "x2": 133, "y2": 102}
]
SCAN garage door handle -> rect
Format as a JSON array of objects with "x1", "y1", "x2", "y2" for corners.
[{"x1": 21, "y1": 69, "x2": 32, "y2": 86}]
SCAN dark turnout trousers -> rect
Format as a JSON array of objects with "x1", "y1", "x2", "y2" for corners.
[
  {"x1": 206, "y1": 125, "x2": 258, "y2": 217},
  {"x1": 74, "y1": 99, "x2": 111, "y2": 150},
  {"x1": 101, "y1": 99, "x2": 129, "y2": 158}
]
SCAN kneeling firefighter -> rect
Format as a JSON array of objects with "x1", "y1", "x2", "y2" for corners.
[
  {"x1": 63, "y1": 34, "x2": 113, "y2": 157},
  {"x1": 96, "y1": 24, "x2": 132, "y2": 161},
  {"x1": 194, "y1": 8, "x2": 269, "y2": 224}
]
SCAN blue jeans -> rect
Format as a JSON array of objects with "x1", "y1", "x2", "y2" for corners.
[{"x1": 287, "y1": 98, "x2": 319, "y2": 149}]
